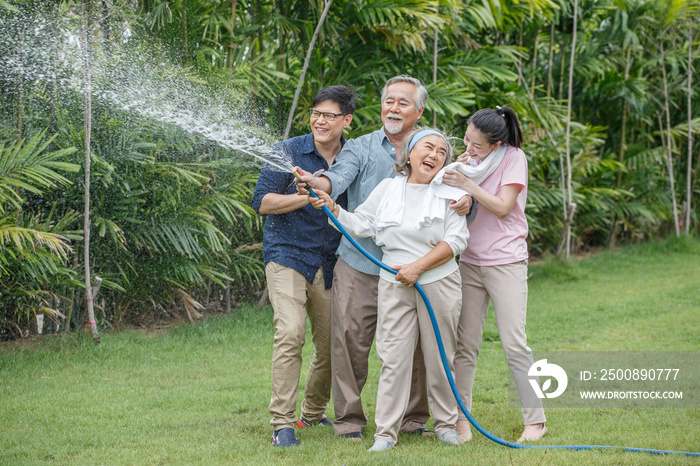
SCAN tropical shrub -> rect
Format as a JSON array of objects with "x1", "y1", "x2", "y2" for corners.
[
  {"x1": 0, "y1": 131, "x2": 80, "y2": 338},
  {"x1": 0, "y1": 0, "x2": 697, "y2": 338}
]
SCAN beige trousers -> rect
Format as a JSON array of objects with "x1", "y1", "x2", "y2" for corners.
[
  {"x1": 374, "y1": 271, "x2": 462, "y2": 445},
  {"x1": 454, "y1": 261, "x2": 546, "y2": 425},
  {"x1": 330, "y1": 258, "x2": 430, "y2": 435},
  {"x1": 266, "y1": 262, "x2": 332, "y2": 430}
]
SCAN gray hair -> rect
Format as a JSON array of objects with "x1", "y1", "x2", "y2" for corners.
[
  {"x1": 381, "y1": 75, "x2": 428, "y2": 111},
  {"x1": 393, "y1": 127, "x2": 453, "y2": 176}
]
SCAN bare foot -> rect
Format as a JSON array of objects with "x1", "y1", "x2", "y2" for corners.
[
  {"x1": 517, "y1": 423, "x2": 547, "y2": 442},
  {"x1": 456, "y1": 419, "x2": 472, "y2": 442}
]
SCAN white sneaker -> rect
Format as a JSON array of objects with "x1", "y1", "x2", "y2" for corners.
[
  {"x1": 439, "y1": 430, "x2": 463, "y2": 446},
  {"x1": 368, "y1": 438, "x2": 394, "y2": 452}
]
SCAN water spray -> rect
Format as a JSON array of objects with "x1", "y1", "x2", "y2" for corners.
[
  {"x1": 296, "y1": 172, "x2": 700, "y2": 458},
  {"x1": 0, "y1": 11, "x2": 295, "y2": 175}
]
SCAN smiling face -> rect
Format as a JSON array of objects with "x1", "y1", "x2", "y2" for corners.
[
  {"x1": 463, "y1": 124, "x2": 501, "y2": 162},
  {"x1": 310, "y1": 99, "x2": 352, "y2": 148},
  {"x1": 406, "y1": 134, "x2": 448, "y2": 184},
  {"x1": 381, "y1": 82, "x2": 424, "y2": 138}
]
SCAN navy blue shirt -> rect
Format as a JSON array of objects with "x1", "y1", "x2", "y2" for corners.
[{"x1": 251, "y1": 133, "x2": 348, "y2": 289}]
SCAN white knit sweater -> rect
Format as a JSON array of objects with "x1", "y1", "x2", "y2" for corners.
[{"x1": 335, "y1": 178, "x2": 469, "y2": 285}]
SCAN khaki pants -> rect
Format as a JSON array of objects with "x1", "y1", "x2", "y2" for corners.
[
  {"x1": 330, "y1": 258, "x2": 429, "y2": 435},
  {"x1": 267, "y1": 262, "x2": 332, "y2": 430},
  {"x1": 454, "y1": 261, "x2": 546, "y2": 425},
  {"x1": 374, "y1": 271, "x2": 462, "y2": 445}
]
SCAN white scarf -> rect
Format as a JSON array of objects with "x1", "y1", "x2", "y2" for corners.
[
  {"x1": 373, "y1": 175, "x2": 448, "y2": 231},
  {"x1": 430, "y1": 144, "x2": 508, "y2": 200}
]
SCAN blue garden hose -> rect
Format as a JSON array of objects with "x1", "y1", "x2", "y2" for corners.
[{"x1": 307, "y1": 186, "x2": 700, "y2": 458}]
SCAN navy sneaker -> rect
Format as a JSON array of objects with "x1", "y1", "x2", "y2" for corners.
[
  {"x1": 297, "y1": 416, "x2": 334, "y2": 428},
  {"x1": 272, "y1": 428, "x2": 299, "y2": 448},
  {"x1": 407, "y1": 427, "x2": 435, "y2": 437}
]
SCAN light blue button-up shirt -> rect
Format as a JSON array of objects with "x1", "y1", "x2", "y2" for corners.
[{"x1": 322, "y1": 127, "x2": 397, "y2": 276}]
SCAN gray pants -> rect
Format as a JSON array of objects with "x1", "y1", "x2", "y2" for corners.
[
  {"x1": 454, "y1": 260, "x2": 546, "y2": 425},
  {"x1": 374, "y1": 271, "x2": 462, "y2": 445},
  {"x1": 330, "y1": 258, "x2": 430, "y2": 435}
]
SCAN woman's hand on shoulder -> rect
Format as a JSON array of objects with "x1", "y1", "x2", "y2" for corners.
[{"x1": 449, "y1": 195, "x2": 473, "y2": 216}]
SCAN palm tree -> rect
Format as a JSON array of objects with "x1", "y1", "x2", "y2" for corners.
[{"x1": 0, "y1": 131, "x2": 80, "y2": 337}]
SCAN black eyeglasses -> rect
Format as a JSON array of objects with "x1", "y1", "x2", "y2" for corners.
[{"x1": 309, "y1": 108, "x2": 346, "y2": 121}]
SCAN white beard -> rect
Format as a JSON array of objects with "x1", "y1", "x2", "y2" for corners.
[{"x1": 384, "y1": 118, "x2": 403, "y2": 135}]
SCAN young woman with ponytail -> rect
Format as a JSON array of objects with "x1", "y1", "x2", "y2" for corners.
[{"x1": 442, "y1": 106, "x2": 547, "y2": 443}]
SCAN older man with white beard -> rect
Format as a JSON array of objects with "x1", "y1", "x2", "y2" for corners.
[{"x1": 297, "y1": 75, "x2": 474, "y2": 440}]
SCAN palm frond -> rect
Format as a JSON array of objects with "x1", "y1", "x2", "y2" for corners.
[{"x1": 0, "y1": 131, "x2": 79, "y2": 212}]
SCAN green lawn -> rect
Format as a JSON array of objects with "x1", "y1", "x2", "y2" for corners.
[{"x1": 2, "y1": 237, "x2": 699, "y2": 465}]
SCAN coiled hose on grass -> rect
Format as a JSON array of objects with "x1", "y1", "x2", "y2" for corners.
[{"x1": 307, "y1": 186, "x2": 700, "y2": 458}]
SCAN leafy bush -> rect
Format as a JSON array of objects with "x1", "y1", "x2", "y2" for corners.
[{"x1": 0, "y1": 131, "x2": 80, "y2": 339}]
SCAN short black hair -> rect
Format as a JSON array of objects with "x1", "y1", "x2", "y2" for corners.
[{"x1": 312, "y1": 85, "x2": 357, "y2": 115}]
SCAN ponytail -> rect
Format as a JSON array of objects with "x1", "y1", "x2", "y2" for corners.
[{"x1": 468, "y1": 105, "x2": 523, "y2": 148}]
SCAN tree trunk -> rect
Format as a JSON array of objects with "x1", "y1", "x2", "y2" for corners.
[
  {"x1": 50, "y1": 5, "x2": 59, "y2": 134},
  {"x1": 432, "y1": 11, "x2": 438, "y2": 127},
  {"x1": 530, "y1": 25, "x2": 540, "y2": 94},
  {"x1": 16, "y1": 81, "x2": 23, "y2": 144},
  {"x1": 227, "y1": 0, "x2": 237, "y2": 70},
  {"x1": 63, "y1": 243, "x2": 82, "y2": 333},
  {"x1": 660, "y1": 35, "x2": 680, "y2": 238},
  {"x1": 257, "y1": 287, "x2": 269, "y2": 308},
  {"x1": 182, "y1": 6, "x2": 189, "y2": 67},
  {"x1": 558, "y1": 41, "x2": 566, "y2": 102},
  {"x1": 546, "y1": 22, "x2": 554, "y2": 103},
  {"x1": 562, "y1": 0, "x2": 578, "y2": 259},
  {"x1": 276, "y1": 0, "x2": 288, "y2": 132},
  {"x1": 249, "y1": 0, "x2": 262, "y2": 124},
  {"x1": 283, "y1": 0, "x2": 334, "y2": 139},
  {"x1": 16, "y1": 27, "x2": 24, "y2": 144},
  {"x1": 555, "y1": 201, "x2": 578, "y2": 256},
  {"x1": 205, "y1": 279, "x2": 211, "y2": 307},
  {"x1": 224, "y1": 280, "x2": 232, "y2": 313},
  {"x1": 81, "y1": 0, "x2": 99, "y2": 344},
  {"x1": 686, "y1": 26, "x2": 693, "y2": 235},
  {"x1": 517, "y1": 21, "x2": 523, "y2": 86},
  {"x1": 695, "y1": 145, "x2": 700, "y2": 235}
]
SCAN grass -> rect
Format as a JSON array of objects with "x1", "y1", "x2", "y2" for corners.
[{"x1": 1, "y1": 236, "x2": 699, "y2": 465}]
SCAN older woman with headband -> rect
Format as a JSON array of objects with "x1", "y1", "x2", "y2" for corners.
[
  {"x1": 310, "y1": 127, "x2": 468, "y2": 452},
  {"x1": 441, "y1": 106, "x2": 547, "y2": 443}
]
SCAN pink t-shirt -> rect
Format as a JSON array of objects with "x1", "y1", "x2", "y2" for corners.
[{"x1": 460, "y1": 145, "x2": 528, "y2": 266}]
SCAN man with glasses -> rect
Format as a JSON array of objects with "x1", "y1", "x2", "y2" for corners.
[
  {"x1": 297, "y1": 76, "x2": 474, "y2": 442},
  {"x1": 252, "y1": 85, "x2": 355, "y2": 448}
]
